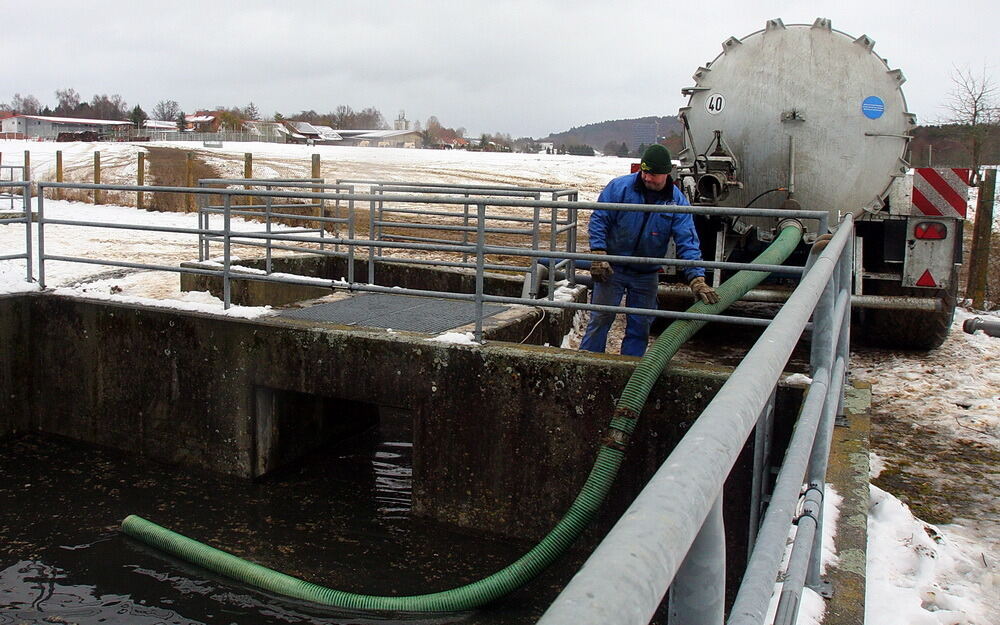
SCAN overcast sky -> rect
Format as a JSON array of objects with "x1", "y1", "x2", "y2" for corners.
[{"x1": 2, "y1": 0, "x2": 994, "y2": 137}]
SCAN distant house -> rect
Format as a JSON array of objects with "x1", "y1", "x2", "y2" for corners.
[
  {"x1": 282, "y1": 121, "x2": 322, "y2": 144},
  {"x1": 144, "y1": 119, "x2": 178, "y2": 131},
  {"x1": 243, "y1": 121, "x2": 287, "y2": 141},
  {"x1": 335, "y1": 129, "x2": 422, "y2": 148},
  {"x1": 186, "y1": 112, "x2": 221, "y2": 132},
  {"x1": 0, "y1": 114, "x2": 132, "y2": 139},
  {"x1": 312, "y1": 125, "x2": 343, "y2": 144}
]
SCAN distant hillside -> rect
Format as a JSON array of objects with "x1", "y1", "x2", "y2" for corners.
[
  {"x1": 544, "y1": 116, "x2": 682, "y2": 154},
  {"x1": 908, "y1": 124, "x2": 1000, "y2": 168}
]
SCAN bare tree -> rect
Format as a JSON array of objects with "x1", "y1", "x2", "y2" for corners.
[
  {"x1": 54, "y1": 88, "x2": 81, "y2": 116},
  {"x1": 357, "y1": 107, "x2": 387, "y2": 129},
  {"x1": 11, "y1": 93, "x2": 42, "y2": 115},
  {"x1": 943, "y1": 65, "x2": 999, "y2": 183},
  {"x1": 243, "y1": 101, "x2": 259, "y2": 121},
  {"x1": 152, "y1": 100, "x2": 181, "y2": 122},
  {"x1": 90, "y1": 93, "x2": 129, "y2": 120},
  {"x1": 331, "y1": 104, "x2": 353, "y2": 128}
]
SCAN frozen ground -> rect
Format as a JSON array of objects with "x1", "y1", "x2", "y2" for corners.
[
  {"x1": 2, "y1": 141, "x2": 999, "y2": 624},
  {"x1": 1, "y1": 140, "x2": 626, "y2": 202}
]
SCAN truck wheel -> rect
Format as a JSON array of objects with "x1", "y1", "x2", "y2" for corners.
[{"x1": 860, "y1": 269, "x2": 958, "y2": 350}]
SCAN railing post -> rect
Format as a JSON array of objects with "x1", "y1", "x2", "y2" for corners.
[
  {"x1": 348, "y1": 195, "x2": 356, "y2": 285},
  {"x1": 530, "y1": 204, "x2": 541, "y2": 298},
  {"x1": 265, "y1": 184, "x2": 273, "y2": 274},
  {"x1": 185, "y1": 152, "x2": 194, "y2": 211},
  {"x1": 668, "y1": 494, "x2": 726, "y2": 625},
  {"x1": 475, "y1": 201, "x2": 486, "y2": 342},
  {"x1": 22, "y1": 151, "x2": 30, "y2": 206},
  {"x1": 368, "y1": 192, "x2": 377, "y2": 284},
  {"x1": 223, "y1": 193, "x2": 232, "y2": 309},
  {"x1": 93, "y1": 151, "x2": 101, "y2": 205},
  {"x1": 37, "y1": 186, "x2": 45, "y2": 289},
  {"x1": 24, "y1": 181, "x2": 32, "y2": 282},
  {"x1": 55, "y1": 150, "x2": 63, "y2": 201},
  {"x1": 462, "y1": 193, "x2": 471, "y2": 264},
  {"x1": 198, "y1": 180, "x2": 208, "y2": 261},
  {"x1": 137, "y1": 152, "x2": 145, "y2": 209},
  {"x1": 311, "y1": 153, "x2": 322, "y2": 234},
  {"x1": 244, "y1": 152, "x2": 253, "y2": 209},
  {"x1": 568, "y1": 191, "x2": 578, "y2": 285},
  {"x1": 548, "y1": 194, "x2": 557, "y2": 300}
]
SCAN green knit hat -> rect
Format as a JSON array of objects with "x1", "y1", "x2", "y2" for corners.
[{"x1": 639, "y1": 144, "x2": 672, "y2": 174}]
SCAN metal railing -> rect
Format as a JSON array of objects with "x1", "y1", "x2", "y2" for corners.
[
  {"x1": 537, "y1": 216, "x2": 854, "y2": 625},
  {"x1": 340, "y1": 180, "x2": 580, "y2": 297},
  {"x1": 1, "y1": 165, "x2": 29, "y2": 212},
  {"x1": 26, "y1": 181, "x2": 828, "y2": 339},
  {"x1": 0, "y1": 181, "x2": 33, "y2": 281},
  {"x1": 196, "y1": 178, "x2": 347, "y2": 273},
  {"x1": 6, "y1": 179, "x2": 853, "y2": 623}
]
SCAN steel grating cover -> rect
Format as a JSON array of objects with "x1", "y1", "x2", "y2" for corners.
[{"x1": 278, "y1": 293, "x2": 508, "y2": 334}]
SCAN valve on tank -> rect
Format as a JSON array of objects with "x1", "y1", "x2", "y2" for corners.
[{"x1": 679, "y1": 130, "x2": 742, "y2": 205}]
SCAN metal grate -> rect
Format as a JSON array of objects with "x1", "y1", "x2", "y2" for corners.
[{"x1": 278, "y1": 293, "x2": 508, "y2": 334}]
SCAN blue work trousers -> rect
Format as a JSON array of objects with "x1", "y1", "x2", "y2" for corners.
[{"x1": 580, "y1": 269, "x2": 659, "y2": 357}]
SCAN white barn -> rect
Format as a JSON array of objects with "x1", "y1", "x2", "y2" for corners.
[{"x1": 1, "y1": 114, "x2": 132, "y2": 139}]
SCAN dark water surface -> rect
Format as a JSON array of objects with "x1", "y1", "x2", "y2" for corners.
[{"x1": 0, "y1": 433, "x2": 586, "y2": 624}]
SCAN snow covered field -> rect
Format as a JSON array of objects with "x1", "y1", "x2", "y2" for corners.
[{"x1": 2, "y1": 141, "x2": 999, "y2": 624}]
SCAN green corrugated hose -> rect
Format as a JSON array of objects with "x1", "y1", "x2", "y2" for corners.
[{"x1": 121, "y1": 223, "x2": 803, "y2": 612}]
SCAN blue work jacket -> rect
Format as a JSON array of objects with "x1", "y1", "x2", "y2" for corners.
[{"x1": 589, "y1": 172, "x2": 705, "y2": 280}]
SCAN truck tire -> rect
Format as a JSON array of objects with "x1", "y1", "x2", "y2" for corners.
[{"x1": 860, "y1": 269, "x2": 958, "y2": 350}]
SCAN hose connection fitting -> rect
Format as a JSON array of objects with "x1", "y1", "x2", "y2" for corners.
[
  {"x1": 777, "y1": 217, "x2": 804, "y2": 236},
  {"x1": 603, "y1": 406, "x2": 639, "y2": 452}
]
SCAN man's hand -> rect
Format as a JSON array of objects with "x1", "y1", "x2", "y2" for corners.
[
  {"x1": 589, "y1": 250, "x2": 613, "y2": 283},
  {"x1": 689, "y1": 276, "x2": 720, "y2": 305}
]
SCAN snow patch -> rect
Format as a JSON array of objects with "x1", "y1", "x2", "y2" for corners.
[
  {"x1": 866, "y1": 485, "x2": 995, "y2": 625},
  {"x1": 427, "y1": 331, "x2": 478, "y2": 345},
  {"x1": 784, "y1": 373, "x2": 813, "y2": 387}
]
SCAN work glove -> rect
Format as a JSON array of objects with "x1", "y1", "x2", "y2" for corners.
[
  {"x1": 689, "y1": 276, "x2": 720, "y2": 305},
  {"x1": 589, "y1": 250, "x2": 613, "y2": 283}
]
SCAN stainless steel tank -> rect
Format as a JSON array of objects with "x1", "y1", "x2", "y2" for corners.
[{"x1": 680, "y1": 18, "x2": 913, "y2": 229}]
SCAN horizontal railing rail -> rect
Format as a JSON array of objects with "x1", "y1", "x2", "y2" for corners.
[
  {"x1": 536, "y1": 215, "x2": 854, "y2": 625},
  {"x1": 27, "y1": 181, "x2": 829, "y2": 341}
]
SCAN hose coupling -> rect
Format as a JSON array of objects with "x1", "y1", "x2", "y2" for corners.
[
  {"x1": 601, "y1": 429, "x2": 629, "y2": 452},
  {"x1": 602, "y1": 407, "x2": 639, "y2": 451},
  {"x1": 777, "y1": 217, "x2": 804, "y2": 234}
]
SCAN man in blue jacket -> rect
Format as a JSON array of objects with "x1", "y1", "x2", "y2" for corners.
[{"x1": 580, "y1": 144, "x2": 718, "y2": 357}]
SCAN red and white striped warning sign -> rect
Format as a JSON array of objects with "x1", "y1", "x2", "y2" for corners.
[{"x1": 912, "y1": 168, "x2": 971, "y2": 218}]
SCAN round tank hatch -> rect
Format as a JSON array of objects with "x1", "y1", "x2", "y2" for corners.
[{"x1": 681, "y1": 18, "x2": 913, "y2": 219}]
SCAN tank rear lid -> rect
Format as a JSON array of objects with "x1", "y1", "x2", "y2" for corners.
[{"x1": 681, "y1": 18, "x2": 914, "y2": 219}]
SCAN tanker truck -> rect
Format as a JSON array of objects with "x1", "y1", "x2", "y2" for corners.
[{"x1": 674, "y1": 18, "x2": 967, "y2": 350}]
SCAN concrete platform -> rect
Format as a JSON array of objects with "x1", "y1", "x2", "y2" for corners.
[
  {"x1": 822, "y1": 381, "x2": 872, "y2": 625},
  {"x1": 277, "y1": 292, "x2": 508, "y2": 334}
]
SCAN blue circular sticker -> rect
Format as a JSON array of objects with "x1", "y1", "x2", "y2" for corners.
[{"x1": 862, "y1": 96, "x2": 885, "y2": 119}]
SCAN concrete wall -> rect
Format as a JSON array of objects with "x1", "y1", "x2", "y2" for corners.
[
  {"x1": 2, "y1": 291, "x2": 808, "y2": 598},
  {"x1": 0, "y1": 295, "x2": 30, "y2": 438}
]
